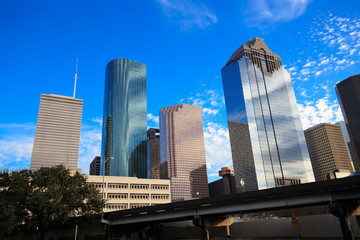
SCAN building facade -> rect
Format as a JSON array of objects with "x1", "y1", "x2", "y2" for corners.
[
  {"x1": 221, "y1": 37, "x2": 314, "y2": 192},
  {"x1": 101, "y1": 58, "x2": 147, "y2": 178},
  {"x1": 304, "y1": 123, "x2": 354, "y2": 181},
  {"x1": 86, "y1": 175, "x2": 170, "y2": 212},
  {"x1": 89, "y1": 156, "x2": 101, "y2": 175},
  {"x1": 336, "y1": 121, "x2": 357, "y2": 170},
  {"x1": 147, "y1": 128, "x2": 160, "y2": 179},
  {"x1": 336, "y1": 75, "x2": 360, "y2": 171},
  {"x1": 30, "y1": 94, "x2": 83, "y2": 171},
  {"x1": 209, "y1": 167, "x2": 236, "y2": 197},
  {"x1": 160, "y1": 104, "x2": 209, "y2": 201}
]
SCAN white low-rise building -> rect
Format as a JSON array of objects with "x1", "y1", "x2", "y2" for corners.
[{"x1": 86, "y1": 175, "x2": 171, "y2": 212}]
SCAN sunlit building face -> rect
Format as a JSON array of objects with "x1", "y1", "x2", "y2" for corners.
[
  {"x1": 221, "y1": 37, "x2": 315, "y2": 192},
  {"x1": 159, "y1": 104, "x2": 209, "y2": 201}
]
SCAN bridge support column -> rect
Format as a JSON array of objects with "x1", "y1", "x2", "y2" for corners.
[
  {"x1": 329, "y1": 200, "x2": 360, "y2": 240},
  {"x1": 193, "y1": 215, "x2": 234, "y2": 239}
]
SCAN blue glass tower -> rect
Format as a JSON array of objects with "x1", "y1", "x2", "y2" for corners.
[
  {"x1": 221, "y1": 37, "x2": 314, "y2": 192},
  {"x1": 101, "y1": 58, "x2": 147, "y2": 178}
]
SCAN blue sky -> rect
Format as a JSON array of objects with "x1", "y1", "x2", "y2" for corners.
[{"x1": 1, "y1": 0, "x2": 359, "y2": 182}]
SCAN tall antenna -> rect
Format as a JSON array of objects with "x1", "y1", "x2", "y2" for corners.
[{"x1": 73, "y1": 57, "x2": 78, "y2": 98}]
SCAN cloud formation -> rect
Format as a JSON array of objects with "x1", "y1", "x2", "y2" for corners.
[
  {"x1": 244, "y1": 0, "x2": 312, "y2": 27},
  {"x1": 156, "y1": 0, "x2": 217, "y2": 30},
  {"x1": 147, "y1": 113, "x2": 159, "y2": 125},
  {"x1": 203, "y1": 122, "x2": 232, "y2": 175},
  {"x1": 290, "y1": 13, "x2": 360, "y2": 81},
  {"x1": 298, "y1": 97, "x2": 343, "y2": 130}
]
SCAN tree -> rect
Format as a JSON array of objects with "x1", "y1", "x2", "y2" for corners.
[
  {"x1": 0, "y1": 169, "x2": 32, "y2": 238},
  {"x1": 0, "y1": 165, "x2": 104, "y2": 240}
]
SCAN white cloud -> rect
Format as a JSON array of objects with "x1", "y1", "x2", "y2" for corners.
[
  {"x1": 203, "y1": 122, "x2": 232, "y2": 174},
  {"x1": 339, "y1": 44, "x2": 350, "y2": 51},
  {"x1": 0, "y1": 137, "x2": 33, "y2": 170},
  {"x1": 0, "y1": 122, "x2": 36, "y2": 130},
  {"x1": 156, "y1": 0, "x2": 217, "y2": 30},
  {"x1": 303, "y1": 61, "x2": 316, "y2": 67},
  {"x1": 292, "y1": 13, "x2": 360, "y2": 84},
  {"x1": 337, "y1": 59, "x2": 346, "y2": 65},
  {"x1": 288, "y1": 66, "x2": 297, "y2": 72},
  {"x1": 78, "y1": 118, "x2": 103, "y2": 174},
  {"x1": 244, "y1": 0, "x2": 312, "y2": 27},
  {"x1": 318, "y1": 58, "x2": 329, "y2": 66},
  {"x1": 300, "y1": 69, "x2": 311, "y2": 75},
  {"x1": 202, "y1": 107, "x2": 219, "y2": 116},
  {"x1": 298, "y1": 98, "x2": 343, "y2": 130},
  {"x1": 147, "y1": 113, "x2": 159, "y2": 124},
  {"x1": 314, "y1": 70, "x2": 323, "y2": 76}
]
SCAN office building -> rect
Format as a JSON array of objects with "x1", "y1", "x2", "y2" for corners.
[
  {"x1": 89, "y1": 156, "x2": 101, "y2": 175},
  {"x1": 30, "y1": 94, "x2": 83, "y2": 171},
  {"x1": 209, "y1": 167, "x2": 236, "y2": 197},
  {"x1": 159, "y1": 104, "x2": 209, "y2": 201},
  {"x1": 221, "y1": 37, "x2": 314, "y2": 192},
  {"x1": 87, "y1": 175, "x2": 170, "y2": 212},
  {"x1": 147, "y1": 128, "x2": 160, "y2": 179},
  {"x1": 304, "y1": 123, "x2": 354, "y2": 181},
  {"x1": 336, "y1": 74, "x2": 360, "y2": 171},
  {"x1": 336, "y1": 121, "x2": 357, "y2": 170},
  {"x1": 101, "y1": 58, "x2": 147, "y2": 178}
]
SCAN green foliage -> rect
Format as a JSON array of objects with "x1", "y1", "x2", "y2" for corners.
[{"x1": 0, "y1": 165, "x2": 104, "y2": 240}]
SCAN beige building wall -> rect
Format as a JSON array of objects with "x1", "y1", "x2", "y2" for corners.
[
  {"x1": 160, "y1": 104, "x2": 209, "y2": 201},
  {"x1": 30, "y1": 94, "x2": 83, "y2": 171},
  {"x1": 86, "y1": 175, "x2": 171, "y2": 212},
  {"x1": 304, "y1": 123, "x2": 354, "y2": 181}
]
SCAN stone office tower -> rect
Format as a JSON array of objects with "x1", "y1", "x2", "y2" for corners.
[
  {"x1": 147, "y1": 128, "x2": 160, "y2": 179},
  {"x1": 101, "y1": 58, "x2": 147, "y2": 178},
  {"x1": 336, "y1": 75, "x2": 360, "y2": 171},
  {"x1": 30, "y1": 94, "x2": 83, "y2": 171},
  {"x1": 304, "y1": 123, "x2": 354, "y2": 181},
  {"x1": 221, "y1": 37, "x2": 314, "y2": 192},
  {"x1": 159, "y1": 104, "x2": 209, "y2": 201}
]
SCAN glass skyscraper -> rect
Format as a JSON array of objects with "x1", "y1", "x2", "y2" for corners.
[
  {"x1": 221, "y1": 37, "x2": 314, "y2": 192},
  {"x1": 101, "y1": 58, "x2": 147, "y2": 178},
  {"x1": 336, "y1": 75, "x2": 360, "y2": 171}
]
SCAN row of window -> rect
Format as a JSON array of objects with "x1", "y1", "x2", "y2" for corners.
[
  {"x1": 106, "y1": 193, "x2": 170, "y2": 200},
  {"x1": 108, "y1": 194, "x2": 127, "y2": 199},
  {"x1": 91, "y1": 182, "x2": 169, "y2": 190},
  {"x1": 130, "y1": 204, "x2": 149, "y2": 209},
  {"x1": 106, "y1": 204, "x2": 127, "y2": 210},
  {"x1": 108, "y1": 183, "x2": 128, "y2": 189}
]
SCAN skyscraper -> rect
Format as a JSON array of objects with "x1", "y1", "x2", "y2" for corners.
[
  {"x1": 221, "y1": 37, "x2": 314, "y2": 192},
  {"x1": 101, "y1": 58, "x2": 147, "y2": 178},
  {"x1": 159, "y1": 104, "x2": 209, "y2": 201},
  {"x1": 147, "y1": 128, "x2": 160, "y2": 179},
  {"x1": 336, "y1": 74, "x2": 360, "y2": 171},
  {"x1": 30, "y1": 94, "x2": 83, "y2": 171},
  {"x1": 89, "y1": 156, "x2": 101, "y2": 175},
  {"x1": 336, "y1": 121, "x2": 357, "y2": 171},
  {"x1": 304, "y1": 123, "x2": 354, "y2": 181}
]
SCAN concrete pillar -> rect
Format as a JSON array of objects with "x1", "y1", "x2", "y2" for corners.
[{"x1": 329, "y1": 200, "x2": 360, "y2": 240}]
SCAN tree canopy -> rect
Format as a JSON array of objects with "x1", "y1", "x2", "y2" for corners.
[{"x1": 0, "y1": 165, "x2": 104, "y2": 240}]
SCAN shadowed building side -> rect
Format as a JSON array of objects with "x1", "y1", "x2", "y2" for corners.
[
  {"x1": 147, "y1": 128, "x2": 160, "y2": 179},
  {"x1": 336, "y1": 74, "x2": 360, "y2": 171}
]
